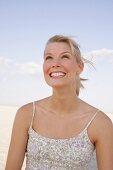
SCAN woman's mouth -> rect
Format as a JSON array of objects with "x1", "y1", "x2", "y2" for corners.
[{"x1": 49, "y1": 71, "x2": 66, "y2": 78}]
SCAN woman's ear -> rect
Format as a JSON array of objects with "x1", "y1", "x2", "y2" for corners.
[{"x1": 76, "y1": 62, "x2": 84, "y2": 75}]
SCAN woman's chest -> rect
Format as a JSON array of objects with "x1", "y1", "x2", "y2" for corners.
[
  {"x1": 26, "y1": 128, "x2": 94, "y2": 169},
  {"x1": 33, "y1": 112, "x2": 88, "y2": 139}
]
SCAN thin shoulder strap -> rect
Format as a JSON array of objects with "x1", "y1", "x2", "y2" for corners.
[
  {"x1": 30, "y1": 101, "x2": 36, "y2": 127},
  {"x1": 85, "y1": 109, "x2": 100, "y2": 129}
]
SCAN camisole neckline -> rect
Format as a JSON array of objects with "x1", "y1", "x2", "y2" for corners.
[
  {"x1": 28, "y1": 102, "x2": 100, "y2": 145},
  {"x1": 29, "y1": 126, "x2": 94, "y2": 147}
]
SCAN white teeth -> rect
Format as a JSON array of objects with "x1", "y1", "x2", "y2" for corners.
[{"x1": 50, "y1": 72, "x2": 66, "y2": 77}]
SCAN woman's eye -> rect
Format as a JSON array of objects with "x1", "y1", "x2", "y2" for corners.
[
  {"x1": 45, "y1": 56, "x2": 52, "y2": 60},
  {"x1": 62, "y1": 55, "x2": 70, "y2": 59}
]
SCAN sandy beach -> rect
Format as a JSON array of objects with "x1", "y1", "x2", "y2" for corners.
[{"x1": 0, "y1": 105, "x2": 113, "y2": 170}]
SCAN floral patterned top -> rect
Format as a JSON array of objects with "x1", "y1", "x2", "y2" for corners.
[{"x1": 25, "y1": 102, "x2": 99, "y2": 170}]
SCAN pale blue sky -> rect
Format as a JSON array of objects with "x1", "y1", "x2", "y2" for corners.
[{"x1": 0, "y1": 0, "x2": 113, "y2": 113}]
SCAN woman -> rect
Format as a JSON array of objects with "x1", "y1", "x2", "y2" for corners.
[{"x1": 5, "y1": 35, "x2": 113, "y2": 170}]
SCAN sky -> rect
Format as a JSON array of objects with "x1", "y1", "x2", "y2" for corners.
[{"x1": 0, "y1": 0, "x2": 113, "y2": 113}]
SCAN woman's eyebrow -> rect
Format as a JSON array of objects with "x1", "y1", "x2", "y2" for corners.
[
  {"x1": 61, "y1": 51, "x2": 72, "y2": 55},
  {"x1": 44, "y1": 52, "x2": 52, "y2": 56},
  {"x1": 44, "y1": 51, "x2": 72, "y2": 56}
]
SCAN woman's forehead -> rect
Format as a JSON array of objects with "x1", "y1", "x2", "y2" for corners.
[{"x1": 44, "y1": 42, "x2": 72, "y2": 54}]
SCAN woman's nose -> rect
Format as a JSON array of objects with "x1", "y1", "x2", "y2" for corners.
[{"x1": 51, "y1": 59, "x2": 61, "y2": 67}]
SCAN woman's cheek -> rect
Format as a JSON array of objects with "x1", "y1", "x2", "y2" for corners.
[{"x1": 43, "y1": 63, "x2": 49, "y2": 75}]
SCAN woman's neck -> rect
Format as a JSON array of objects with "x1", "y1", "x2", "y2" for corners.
[{"x1": 48, "y1": 88, "x2": 80, "y2": 115}]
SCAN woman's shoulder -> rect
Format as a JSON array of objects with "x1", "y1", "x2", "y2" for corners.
[
  {"x1": 15, "y1": 100, "x2": 44, "y2": 130},
  {"x1": 18, "y1": 102, "x2": 32, "y2": 111},
  {"x1": 14, "y1": 102, "x2": 33, "y2": 130},
  {"x1": 94, "y1": 110, "x2": 113, "y2": 129},
  {"x1": 87, "y1": 104, "x2": 113, "y2": 132},
  {"x1": 15, "y1": 98, "x2": 48, "y2": 128},
  {"x1": 92, "y1": 110, "x2": 113, "y2": 142},
  {"x1": 17, "y1": 98, "x2": 46, "y2": 116},
  {"x1": 81, "y1": 100, "x2": 113, "y2": 136},
  {"x1": 81, "y1": 100, "x2": 112, "y2": 125},
  {"x1": 17, "y1": 102, "x2": 33, "y2": 117},
  {"x1": 97, "y1": 110, "x2": 112, "y2": 122},
  {"x1": 96, "y1": 110, "x2": 113, "y2": 131}
]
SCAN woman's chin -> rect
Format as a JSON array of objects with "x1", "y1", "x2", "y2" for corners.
[{"x1": 47, "y1": 82, "x2": 66, "y2": 89}]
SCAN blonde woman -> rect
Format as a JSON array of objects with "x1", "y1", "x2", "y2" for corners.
[{"x1": 5, "y1": 35, "x2": 113, "y2": 170}]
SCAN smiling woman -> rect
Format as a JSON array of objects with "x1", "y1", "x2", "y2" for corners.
[
  {"x1": 5, "y1": 35, "x2": 113, "y2": 170},
  {"x1": 43, "y1": 35, "x2": 85, "y2": 95}
]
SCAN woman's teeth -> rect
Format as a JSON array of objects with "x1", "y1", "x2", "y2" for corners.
[{"x1": 50, "y1": 72, "x2": 66, "y2": 77}]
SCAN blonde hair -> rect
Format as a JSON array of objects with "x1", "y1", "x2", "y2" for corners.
[{"x1": 45, "y1": 35, "x2": 90, "y2": 96}]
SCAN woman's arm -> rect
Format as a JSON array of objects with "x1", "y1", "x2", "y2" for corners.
[
  {"x1": 5, "y1": 105, "x2": 31, "y2": 170},
  {"x1": 95, "y1": 112, "x2": 113, "y2": 170}
]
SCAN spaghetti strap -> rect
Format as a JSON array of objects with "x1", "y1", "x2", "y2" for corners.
[
  {"x1": 30, "y1": 101, "x2": 36, "y2": 127},
  {"x1": 85, "y1": 109, "x2": 100, "y2": 129}
]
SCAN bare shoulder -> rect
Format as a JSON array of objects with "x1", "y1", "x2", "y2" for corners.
[
  {"x1": 81, "y1": 100, "x2": 113, "y2": 130},
  {"x1": 14, "y1": 102, "x2": 34, "y2": 130},
  {"x1": 96, "y1": 111, "x2": 113, "y2": 129},
  {"x1": 94, "y1": 111, "x2": 113, "y2": 141}
]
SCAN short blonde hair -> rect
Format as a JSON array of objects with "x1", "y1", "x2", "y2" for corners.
[{"x1": 45, "y1": 35, "x2": 89, "y2": 96}]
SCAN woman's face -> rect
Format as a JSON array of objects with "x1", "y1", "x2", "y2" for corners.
[{"x1": 43, "y1": 42, "x2": 83, "y2": 88}]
